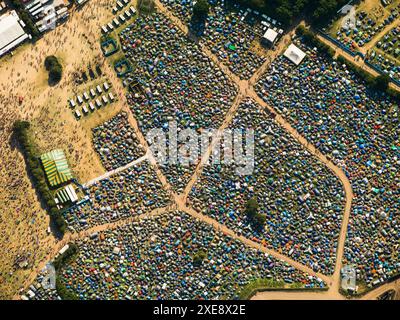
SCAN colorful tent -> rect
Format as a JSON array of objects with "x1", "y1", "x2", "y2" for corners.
[{"x1": 40, "y1": 149, "x2": 73, "y2": 187}]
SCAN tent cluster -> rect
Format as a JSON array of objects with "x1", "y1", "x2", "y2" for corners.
[
  {"x1": 335, "y1": 8, "x2": 399, "y2": 50},
  {"x1": 368, "y1": 25, "x2": 400, "y2": 83},
  {"x1": 189, "y1": 98, "x2": 345, "y2": 274},
  {"x1": 120, "y1": 13, "x2": 236, "y2": 190},
  {"x1": 25, "y1": 211, "x2": 325, "y2": 300},
  {"x1": 92, "y1": 112, "x2": 145, "y2": 171},
  {"x1": 255, "y1": 38, "x2": 400, "y2": 287},
  {"x1": 160, "y1": 0, "x2": 283, "y2": 79}
]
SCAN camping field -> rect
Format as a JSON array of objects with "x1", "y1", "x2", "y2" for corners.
[{"x1": 327, "y1": 0, "x2": 400, "y2": 52}]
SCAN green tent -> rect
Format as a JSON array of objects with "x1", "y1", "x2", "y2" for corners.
[{"x1": 40, "y1": 149, "x2": 73, "y2": 187}]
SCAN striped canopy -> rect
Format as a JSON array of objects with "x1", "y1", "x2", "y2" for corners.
[{"x1": 40, "y1": 149, "x2": 73, "y2": 187}]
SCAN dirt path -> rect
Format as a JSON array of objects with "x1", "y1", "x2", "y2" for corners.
[
  {"x1": 361, "y1": 278, "x2": 400, "y2": 300},
  {"x1": 84, "y1": 154, "x2": 149, "y2": 187},
  {"x1": 251, "y1": 290, "x2": 345, "y2": 300},
  {"x1": 180, "y1": 204, "x2": 331, "y2": 284},
  {"x1": 316, "y1": 34, "x2": 400, "y2": 91},
  {"x1": 154, "y1": 0, "x2": 355, "y2": 295}
]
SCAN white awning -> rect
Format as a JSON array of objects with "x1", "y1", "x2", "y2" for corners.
[
  {"x1": 263, "y1": 28, "x2": 278, "y2": 43},
  {"x1": 0, "y1": 11, "x2": 27, "y2": 56}
]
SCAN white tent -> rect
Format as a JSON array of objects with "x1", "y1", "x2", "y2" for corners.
[
  {"x1": 0, "y1": 11, "x2": 28, "y2": 57},
  {"x1": 283, "y1": 44, "x2": 307, "y2": 66}
]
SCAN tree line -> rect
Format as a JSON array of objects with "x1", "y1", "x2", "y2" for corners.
[
  {"x1": 12, "y1": 121, "x2": 67, "y2": 236},
  {"x1": 54, "y1": 243, "x2": 79, "y2": 300},
  {"x1": 228, "y1": 0, "x2": 348, "y2": 26}
]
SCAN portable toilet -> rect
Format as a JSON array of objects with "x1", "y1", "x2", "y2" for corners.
[
  {"x1": 90, "y1": 88, "x2": 96, "y2": 97},
  {"x1": 95, "y1": 99, "x2": 102, "y2": 108}
]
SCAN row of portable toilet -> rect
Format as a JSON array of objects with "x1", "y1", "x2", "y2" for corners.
[
  {"x1": 113, "y1": 0, "x2": 130, "y2": 13},
  {"x1": 69, "y1": 82, "x2": 110, "y2": 108},
  {"x1": 74, "y1": 92, "x2": 115, "y2": 119},
  {"x1": 101, "y1": 6, "x2": 136, "y2": 34}
]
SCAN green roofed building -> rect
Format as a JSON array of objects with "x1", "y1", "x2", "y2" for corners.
[{"x1": 40, "y1": 149, "x2": 73, "y2": 187}]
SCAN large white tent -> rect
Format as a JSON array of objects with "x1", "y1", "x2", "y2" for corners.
[
  {"x1": 0, "y1": 10, "x2": 29, "y2": 57},
  {"x1": 283, "y1": 44, "x2": 307, "y2": 66}
]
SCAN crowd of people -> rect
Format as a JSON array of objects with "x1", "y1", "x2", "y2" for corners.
[
  {"x1": 189, "y1": 98, "x2": 345, "y2": 275},
  {"x1": 27, "y1": 211, "x2": 325, "y2": 300},
  {"x1": 255, "y1": 38, "x2": 400, "y2": 286}
]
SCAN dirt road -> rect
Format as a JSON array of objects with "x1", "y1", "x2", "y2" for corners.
[{"x1": 316, "y1": 34, "x2": 400, "y2": 91}]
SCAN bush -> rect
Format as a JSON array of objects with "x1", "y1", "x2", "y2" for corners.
[
  {"x1": 192, "y1": 0, "x2": 209, "y2": 21},
  {"x1": 193, "y1": 250, "x2": 207, "y2": 267},
  {"x1": 53, "y1": 243, "x2": 79, "y2": 271},
  {"x1": 54, "y1": 244, "x2": 79, "y2": 300},
  {"x1": 45, "y1": 56, "x2": 63, "y2": 84},
  {"x1": 296, "y1": 26, "x2": 335, "y2": 58},
  {"x1": 244, "y1": 197, "x2": 266, "y2": 230},
  {"x1": 56, "y1": 277, "x2": 78, "y2": 300},
  {"x1": 373, "y1": 74, "x2": 390, "y2": 92},
  {"x1": 12, "y1": 120, "x2": 67, "y2": 236}
]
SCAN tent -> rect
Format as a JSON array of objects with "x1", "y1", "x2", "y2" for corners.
[
  {"x1": 262, "y1": 28, "x2": 278, "y2": 45},
  {"x1": 283, "y1": 44, "x2": 307, "y2": 66},
  {"x1": 40, "y1": 149, "x2": 73, "y2": 187}
]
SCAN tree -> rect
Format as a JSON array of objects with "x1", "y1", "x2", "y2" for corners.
[
  {"x1": 45, "y1": 56, "x2": 63, "y2": 84},
  {"x1": 253, "y1": 213, "x2": 266, "y2": 229},
  {"x1": 245, "y1": 197, "x2": 259, "y2": 219},
  {"x1": 193, "y1": 250, "x2": 207, "y2": 267},
  {"x1": 192, "y1": 0, "x2": 210, "y2": 21},
  {"x1": 373, "y1": 74, "x2": 390, "y2": 92},
  {"x1": 244, "y1": 197, "x2": 266, "y2": 230}
]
